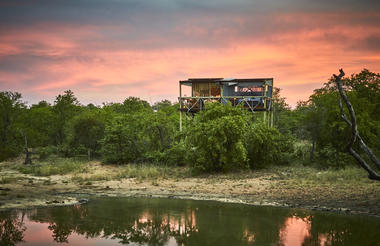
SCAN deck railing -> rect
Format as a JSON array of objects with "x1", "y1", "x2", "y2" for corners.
[{"x1": 178, "y1": 96, "x2": 272, "y2": 113}]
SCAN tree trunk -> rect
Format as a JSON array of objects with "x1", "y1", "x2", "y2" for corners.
[
  {"x1": 22, "y1": 130, "x2": 32, "y2": 165},
  {"x1": 309, "y1": 136, "x2": 316, "y2": 163},
  {"x1": 87, "y1": 148, "x2": 91, "y2": 161},
  {"x1": 156, "y1": 126, "x2": 165, "y2": 151}
]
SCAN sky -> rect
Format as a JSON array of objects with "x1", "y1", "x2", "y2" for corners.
[{"x1": 0, "y1": 0, "x2": 380, "y2": 107}]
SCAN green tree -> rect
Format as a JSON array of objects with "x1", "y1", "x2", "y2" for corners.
[
  {"x1": 20, "y1": 101, "x2": 57, "y2": 148},
  {"x1": 245, "y1": 123, "x2": 293, "y2": 169},
  {"x1": 298, "y1": 69, "x2": 380, "y2": 168},
  {"x1": 101, "y1": 97, "x2": 152, "y2": 163},
  {"x1": 185, "y1": 103, "x2": 249, "y2": 173},
  {"x1": 152, "y1": 100, "x2": 172, "y2": 111},
  {"x1": 68, "y1": 110, "x2": 106, "y2": 160},
  {"x1": 53, "y1": 90, "x2": 80, "y2": 145},
  {"x1": 101, "y1": 115, "x2": 143, "y2": 164},
  {"x1": 122, "y1": 97, "x2": 152, "y2": 113},
  {"x1": 0, "y1": 91, "x2": 25, "y2": 160}
]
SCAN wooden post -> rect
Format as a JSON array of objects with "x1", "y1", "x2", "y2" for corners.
[
  {"x1": 270, "y1": 109, "x2": 274, "y2": 127},
  {"x1": 263, "y1": 83, "x2": 268, "y2": 125}
]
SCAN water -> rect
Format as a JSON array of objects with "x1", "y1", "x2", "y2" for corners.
[{"x1": 1, "y1": 197, "x2": 379, "y2": 246}]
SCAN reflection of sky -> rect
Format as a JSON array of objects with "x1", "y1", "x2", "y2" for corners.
[
  {"x1": 0, "y1": 1, "x2": 380, "y2": 107},
  {"x1": 20, "y1": 216, "x2": 119, "y2": 246},
  {"x1": 280, "y1": 216, "x2": 311, "y2": 246},
  {"x1": 16, "y1": 210, "x2": 331, "y2": 246}
]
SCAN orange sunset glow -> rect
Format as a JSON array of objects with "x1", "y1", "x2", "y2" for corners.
[{"x1": 1, "y1": 1, "x2": 380, "y2": 106}]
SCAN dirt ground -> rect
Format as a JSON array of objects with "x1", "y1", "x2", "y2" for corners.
[{"x1": 1, "y1": 162, "x2": 379, "y2": 216}]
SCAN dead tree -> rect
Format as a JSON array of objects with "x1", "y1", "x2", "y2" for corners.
[
  {"x1": 334, "y1": 69, "x2": 380, "y2": 180},
  {"x1": 22, "y1": 129, "x2": 32, "y2": 165}
]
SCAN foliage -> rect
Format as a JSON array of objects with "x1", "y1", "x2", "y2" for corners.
[
  {"x1": 160, "y1": 140, "x2": 187, "y2": 166},
  {"x1": 37, "y1": 146, "x2": 59, "y2": 160},
  {"x1": 101, "y1": 115, "x2": 143, "y2": 164},
  {"x1": 1, "y1": 69, "x2": 379, "y2": 174},
  {"x1": 0, "y1": 91, "x2": 25, "y2": 161},
  {"x1": 297, "y1": 69, "x2": 380, "y2": 168},
  {"x1": 20, "y1": 101, "x2": 57, "y2": 147},
  {"x1": 67, "y1": 110, "x2": 106, "y2": 159},
  {"x1": 245, "y1": 123, "x2": 294, "y2": 169},
  {"x1": 101, "y1": 99, "x2": 179, "y2": 164},
  {"x1": 53, "y1": 90, "x2": 81, "y2": 145},
  {"x1": 185, "y1": 103, "x2": 249, "y2": 173},
  {"x1": 314, "y1": 144, "x2": 353, "y2": 169}
]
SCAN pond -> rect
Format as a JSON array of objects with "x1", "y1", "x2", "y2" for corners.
[{"x1": 1, "y1": 197, "x2": 379, "y2": 246}]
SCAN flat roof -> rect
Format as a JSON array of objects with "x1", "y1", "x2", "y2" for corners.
[{"x1": 179, "y1": 78, "x2": 273, "y2": 84}]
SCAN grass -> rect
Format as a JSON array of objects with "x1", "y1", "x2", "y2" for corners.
[
  {"x1": 116, "y1": 164, "x2": 191, "y2": 180},
  {"x1": 0, "y1": 176, "x2": 18, "y2": 184},
  {"x1": 71, "y1": 173, "x2": 112, "y2": 182},
  {"x1": 69, "y1": 163, "x2": 191, "y2": 183},
  {"x1": 268, "y1": 164, "x2": 374, "y2": 188},
  {"x1": 17, "y1": 157, "x2": 88, "y2": 176},
  {"x1": 5, "y1": 155, "x2": 373, "y2": 187}
]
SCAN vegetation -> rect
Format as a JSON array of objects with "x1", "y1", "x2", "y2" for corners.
[
  {"x1": 18, "y1": 157, "x2": 87, "y2": 176},
  {"x1": 0, "y1": 69, "x2": 379, "y2": 176},
  {"x1": 184, "y1": 103, "x2": 250, "y2": 173}
]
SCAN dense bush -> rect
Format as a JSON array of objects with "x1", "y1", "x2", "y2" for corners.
[
  {"x1": 185, "y1": 103, "x2": 250, "y2": 173},
  {"x1": 101, "y1": 100, "x2": 179, "y2": 164},
  {"x1": 37, "y1": 145, "x2": 59, "y2": 160},
  {"x1": 245, "y1": 123, "x2": 294, "y2": 169},
  {"x1": 160, "y1": 141, "x2": 187, "y2": 166},
  {"x1": 66, "y1": 111, "x2": 106, "y2": 159},
  {"x1": 101, "y1": 116, "x2": 143, "y2": 164},
  {"x1": 2, "y1": 69, "x2": 379, "y2": 174},
  {"x1": 314, "y1": 144, "x2": 353, "y2": 169}
]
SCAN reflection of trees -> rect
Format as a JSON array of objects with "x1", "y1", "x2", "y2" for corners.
[
  {"x1": 302, "y1": 213, "x2": 380, "y2": 246},
  {"x1": 21, "y1": 198, "x2": 380, "y2": 246},
  {"x1": 27, "y1": 198, "x2": 201, "y2": 245},
  {"x1": 0, "y1": 212, "x2": 26, "y2": 246},
  {"x1": 26, "y1": 198, "x2": 290, "y2": 245},
  {"x1": 48, "y1": 223, "x2": 73, "y2": 243}
]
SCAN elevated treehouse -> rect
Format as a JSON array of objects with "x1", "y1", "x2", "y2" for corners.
[{"x1": 178, "y1": 78, "x2": 274, "y2": 130}]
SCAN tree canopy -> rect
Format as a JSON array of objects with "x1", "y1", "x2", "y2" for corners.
[{"x1": 0, "y1": 69, "x2": 379, "y2": 175}]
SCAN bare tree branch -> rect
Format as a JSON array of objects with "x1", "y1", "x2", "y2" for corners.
[
  {"x1": 334, "y1": 69, "x2": 380, "y2": 180},
  {"x1": 338, "y1": 99, "x2": 380, "y2": 170}
]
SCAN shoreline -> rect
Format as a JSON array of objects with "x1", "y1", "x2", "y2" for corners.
[
  {"x1": 1, "y1": 162, "x2": 379, "y2": 217},
  {"x1": 1, "y1": 187, "x2": 378, "y2": 218}
]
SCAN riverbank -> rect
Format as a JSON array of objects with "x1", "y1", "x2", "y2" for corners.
[{"x1": 1, "y1": 158, "x2": 379, "y2": 216}]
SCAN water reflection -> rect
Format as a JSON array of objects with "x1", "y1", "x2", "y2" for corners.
[
  {"x1": 0, "y1": 212, "x2": 26, "y2": 246},
  {"x1": 1, "y1": 197, "x2": 379, "y2": 246}
]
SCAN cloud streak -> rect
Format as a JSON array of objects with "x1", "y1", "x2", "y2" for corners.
[{"x1": 0, "y1": 0, "x2": 380, "y2": 106}]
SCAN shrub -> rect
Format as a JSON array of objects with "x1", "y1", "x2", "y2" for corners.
[
  {"x1": 160, "y1": 141, "x2": 187, "y2": 166},
  {"x1": 185, "y1": 103, "x2": 249, "y2": 173},
  {"x1": 101, "y1": 116, "x2": 143, "y2": 164},
  {"x1": 0, "y1": 145, "x2": 21, "y2": 162},
  {"x1": 315, "y1": 144, "x2": 353, "y2": 169},
  {"x1": 37, "y1": 145, "x2": 58, "y2": 160},
  {"x1": 292, "y1": 141, "x2": 312, "y2": 165},
  {"x1": 245, "y1": 123, "x2": 294, "y2": 169}
]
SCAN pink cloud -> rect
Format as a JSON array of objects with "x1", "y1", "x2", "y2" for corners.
[{"x1": 0, "y1": 11, "x2": 379, "y2": 106}]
